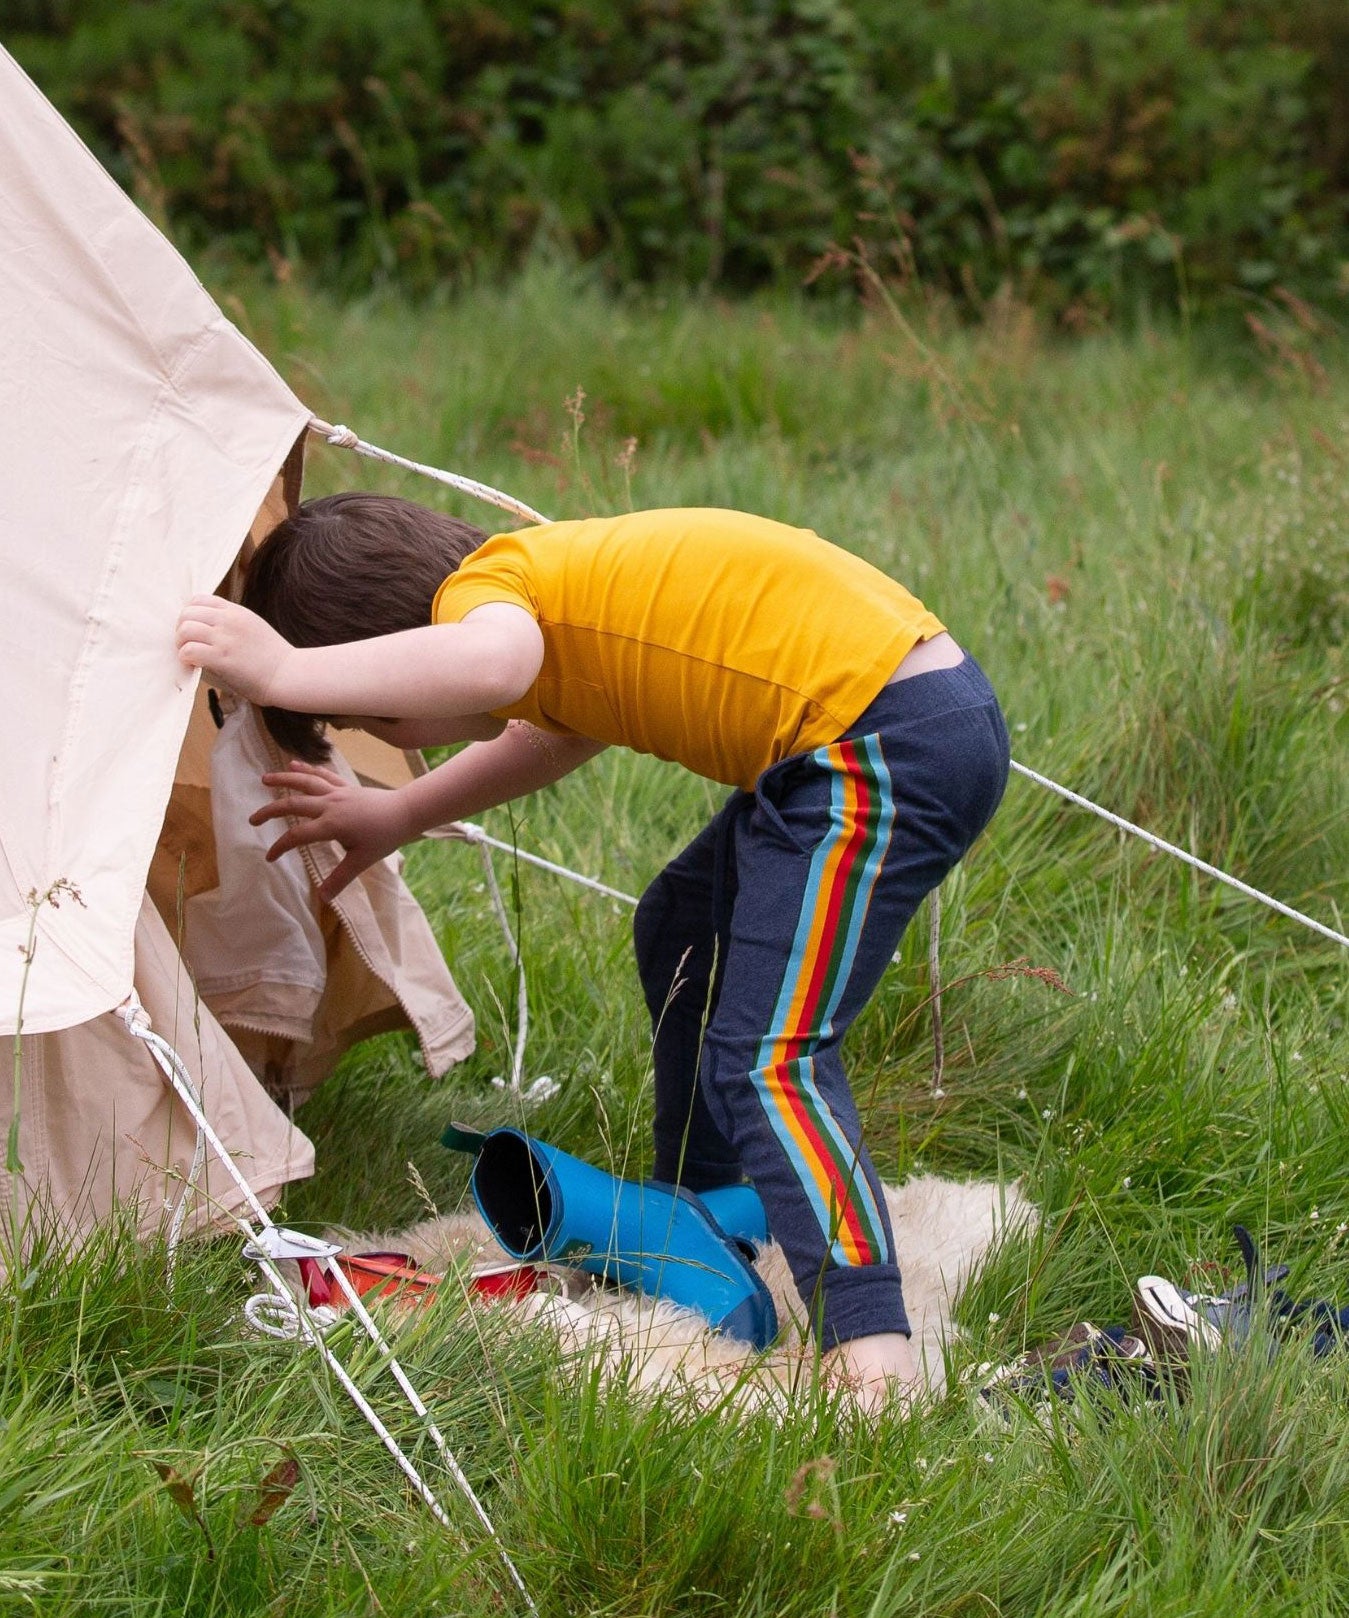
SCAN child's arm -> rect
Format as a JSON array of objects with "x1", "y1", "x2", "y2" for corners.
[
  {"x1": 175, "y1": 596, "x2": 544, "y2": 719},
  {"x1": 252, "y1": 722, "x2": 606, "y2": 901}
]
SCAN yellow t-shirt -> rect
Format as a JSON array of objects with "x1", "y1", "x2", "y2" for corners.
[{"x1": 431, "y1": 508, "x2": 944, "y2": 790}]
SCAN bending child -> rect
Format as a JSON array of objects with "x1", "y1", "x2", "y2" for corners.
[{"x1": 176, "y1": 494, "x2": 1010, "y2": 1408}]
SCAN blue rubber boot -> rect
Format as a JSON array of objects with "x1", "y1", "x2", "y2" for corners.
[
  {"x1": 467, "y1": 1127, "x2": 778, "y2": 1349},
  {"x1": 699, "y1": 1183, "x2": 770, "y2": 1255}
]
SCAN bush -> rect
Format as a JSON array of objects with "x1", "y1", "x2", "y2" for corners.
[{"x1": 8, "y1": 0, "x2": 1349, "y2": 312}]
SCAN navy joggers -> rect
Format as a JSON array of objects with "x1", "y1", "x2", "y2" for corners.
[{"x1": 633, "y1": 655, "x2": 1010, "y2": 1348}]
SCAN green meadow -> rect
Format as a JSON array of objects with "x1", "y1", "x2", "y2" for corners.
[{"x1": 3, "y1": 269, "x2": 1347, "y2": 1615}]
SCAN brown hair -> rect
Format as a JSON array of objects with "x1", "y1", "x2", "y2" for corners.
[{"x1": 242, "y1": 491, "x2": 488, "y2": 761}]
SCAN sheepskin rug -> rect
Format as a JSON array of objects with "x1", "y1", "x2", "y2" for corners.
[{"x1": 340, "y1": 1174, "x2": 1032, "y2": 1412}]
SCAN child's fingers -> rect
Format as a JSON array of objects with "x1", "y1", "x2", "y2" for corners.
[
  {"x1": 317, "y1": 852, "x2": 367, "y2": 903},
  {"x1": 175, "y1": 623, "x2": 226, "y2": 667},
  {"x1": 175, "y1": 602, "x2": 225, "y2": 635},
  {"x1": 261, "y1": 764, "x2": 348, "y2": 789},
  {"x1": 262, "y1": 825, "x2": 309, "y2": 862},
  {"x1": 250, "y1": 793, "x2": 327, "y2": 827},
  {"x1": 291, "y1": 762, "x2": 348, "y2": 787},
  {"x1": 258, "y1": 770, "x2": 327, "y2": 794},
  {"x1": 262, "y1": 818, "x2": 336, "y2": 861},
  {"x1": 257, "y1": 768, "x2": 336, "y2": 796},
  {"x1": 175, "y1": 598, "x2": 243, "y2": 660}
]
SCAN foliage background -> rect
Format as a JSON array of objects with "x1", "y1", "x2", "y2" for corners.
[{"x1": 7, "y1": 0, "x2": 1349, "y2": 315}]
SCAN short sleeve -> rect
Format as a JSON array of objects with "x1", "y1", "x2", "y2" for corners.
[{"x1": 430, "y1": 536, "x2": 539, "y2": 625}]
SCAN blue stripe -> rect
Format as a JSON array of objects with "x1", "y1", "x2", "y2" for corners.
[
  {"x1": 748, "y1": 738, "x2": 897, "y2": 1264},
  {"x1": 812, "y1": 733, "x2": 896, "y2": 1041},
  {"x1": 753, "y1": 761, "x2": 848, "y2": 1070}
]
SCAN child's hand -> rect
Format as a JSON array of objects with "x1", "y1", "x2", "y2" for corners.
[
  {"x1": 250, "y1": 762, "x2": 413, "y2": 901},
  {"x1": 176, "y1": 595, "x2": 294, "y2": 706}
]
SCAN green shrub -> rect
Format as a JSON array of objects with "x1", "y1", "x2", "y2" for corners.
[{"x1": 8, "y1": 0, "x2": 1349, "y2": 311}]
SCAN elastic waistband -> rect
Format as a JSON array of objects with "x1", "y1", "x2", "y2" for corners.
[{"x1": 849, "y1": 653, "x2": 1000, "y2": 732}]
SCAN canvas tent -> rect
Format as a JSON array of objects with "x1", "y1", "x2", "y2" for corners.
[{"x1": 0, "y1": 44, "x2": 475, "y2": 1254}]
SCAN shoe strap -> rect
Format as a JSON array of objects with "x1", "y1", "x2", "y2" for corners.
[
  {"x1": 441, "y1": 1120, "x2": 489, "y2": 1155},
  {"x1": 1233, "y1": 1224, "x2": 1259, "y2": 1298}
]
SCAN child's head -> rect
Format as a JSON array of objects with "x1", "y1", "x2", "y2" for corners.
[{"x1": 243, "y1": 491, "x2": 487, "y2": 761}]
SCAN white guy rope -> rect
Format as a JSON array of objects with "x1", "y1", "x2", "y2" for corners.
[
  {"x1": 450, "y1": 775, "x2": 1348, "y2": 954},
  {"x1": 310, "y1": 419, "x2": 548, "y2": 527},
  {"x1": 438, "y1": 822, "x2": 639, "y2": 908},
  {"x1": 473, "y1": 836, "x2": 529, "y2": 1093},
  {"x1": 165, "y1": 1100, "x2": 207, "y2": 1274},
  {"x1": 1010, "y1": 760, "x2": 1349, "y2": 951},
  {"x1": 120, "y1": 995, "x2": 273, "y2": 1228},
  {"x1": 318, "y1": 423, "x2": 1346, "y2": 955},
  {"x1": 117, "y1": 992, "x2": 538, "y2": 1614}
]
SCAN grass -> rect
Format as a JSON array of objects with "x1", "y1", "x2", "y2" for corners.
[{"x1": 3, "y1": 264, "x2": 1348, "y2": 1614}]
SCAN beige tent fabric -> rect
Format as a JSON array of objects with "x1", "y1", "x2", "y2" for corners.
[
  {"x1": 0, "y1": 47, "x2": 478, "y2": 1245},
  {"x1": 158, "y1": 696, "x2": 475, "y2": 1104},
  {"x1": 0, "y1": 894, "x2": 315, "y2": 1245},
  {"x1": 0, "y1": 44, "x2": 312, "y2": 1035},
  {"x1": 182, "y1": 703, "x2": 330, "y2": 1039}
]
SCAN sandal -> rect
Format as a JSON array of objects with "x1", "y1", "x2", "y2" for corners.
[
  {"x1": 980, "y1": 1321, "x2": 1158, "y2": 1413},
  {"x1": 1134, "y1": 1225, "x2": 1290, "y2": 1369}
]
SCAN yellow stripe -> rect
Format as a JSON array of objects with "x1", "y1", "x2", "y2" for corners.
[
  {"x1": 761, "y1": 1065, "x2": 867, "y2": 1264},
  {"x1": 755, "y1": 743, "x2": 873, "y2": 1266},
  {"x1": 768, "y1": 745, "x2": 857, "y2": 1063}
]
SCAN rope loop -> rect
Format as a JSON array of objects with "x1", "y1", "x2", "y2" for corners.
[
  {"x1": 244, "y1": 1289, "x2": 340, "y2": 1340},
  {"x1": 117, "y1": 989, "x2": 151, "y2": 1035}
]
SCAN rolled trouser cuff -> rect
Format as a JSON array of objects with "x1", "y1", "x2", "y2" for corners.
[{"x1": 815, "y1": 1263, "x2": 910, "y2": 1350}]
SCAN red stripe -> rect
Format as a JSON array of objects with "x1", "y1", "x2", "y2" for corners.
[
  {"x1": 772, "y1": 741, "x2": 878, "y2": 1260},
  {"x1": 766, "y1": 1060, "x2": 876, "y2": 1263},
  {"x1": 780, "y1": 742, "x2": 872, "y2": 1063}
]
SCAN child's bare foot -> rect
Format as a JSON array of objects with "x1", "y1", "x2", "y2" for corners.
[{"x1": 823, "y1": 1331, "x2": 921, "y2": 1416}]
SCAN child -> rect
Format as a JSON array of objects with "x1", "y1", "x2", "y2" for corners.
[{"x1": 177, "y1": 493, "x2": 1010, "y2": 1407}]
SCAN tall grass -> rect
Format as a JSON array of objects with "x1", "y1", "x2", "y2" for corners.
[{"x1": 3, "y1": 268, "x2": 1346, "y2": 1614}]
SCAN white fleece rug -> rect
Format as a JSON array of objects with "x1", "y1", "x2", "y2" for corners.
[{"x1": 343, "y1": 1174, "x2": 1032, "y2": 1413}]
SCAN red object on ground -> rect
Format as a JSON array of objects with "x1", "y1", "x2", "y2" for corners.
[
  {"x1": 468, "y1": 1262, "x2": 545, "y2": 1300},
  {"x1": 297, "y1": 1252, "x2": 542, "y2": 1310}
]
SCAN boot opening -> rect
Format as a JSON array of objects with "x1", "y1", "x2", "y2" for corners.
[{"x1": 475, "y1": 1132, "x2": 551, "y2": 1257}]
